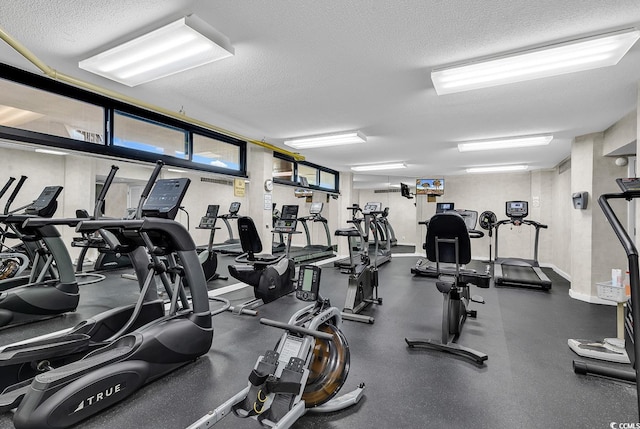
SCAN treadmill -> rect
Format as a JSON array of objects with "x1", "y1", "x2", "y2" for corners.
[
  {"x1": 214, "y1": 201, "x2": 243, "y2": 255},
  {"x1": 493, "y1": 201, "x2": 552, "y2": 290},
  {"x1": 289, "y1": 202, "x2": 335, "y2": 263}
]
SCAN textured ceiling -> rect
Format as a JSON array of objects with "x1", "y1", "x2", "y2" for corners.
[{"x1": 1, "y1": 0, "x2": 640, "y2": 186}]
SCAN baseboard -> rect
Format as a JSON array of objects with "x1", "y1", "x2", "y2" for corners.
[{"x1": 568, "y1": 288, "x2": 617, "y2": 306}]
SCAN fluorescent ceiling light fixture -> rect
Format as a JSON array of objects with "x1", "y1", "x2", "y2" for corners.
[
  {"x1": 466, "y1": 165, "x2": 528, "y2": 174},
  {"x1": 167, "y1": 168, "x2": 186, "y2": 173},
  {"x1": 0, "y1": 105, "x2": 43, "y2": 127},
  {"x1": 79, "y1": 15, "x2": 234, "y2": 87},
  {"x1": 284, "y1": 131, "x2": 366, "y2": 149},
  {"x1": 432, "y1": 28, "x2": 640, "y2": 95},
  {"x1": 351, "y1": 162, "x2": 407, "y2": 172},
  {"x1": 35, "y1": 148, "x2": 68, "y2": 156},
  {"x1": 458, "y1": 134, "x2": 553, "y2": 152}
]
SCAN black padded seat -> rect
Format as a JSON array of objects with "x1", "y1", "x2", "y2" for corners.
[
  {"x1": 425, "y1": 212, "x2": 472, "y2": 264},
  {"x1": 236, "y1": 216, "x2": 284, "y2": 265}
]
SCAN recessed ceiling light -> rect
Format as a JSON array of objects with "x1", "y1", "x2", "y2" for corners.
[
  {"x1": 432, "y1": 28, "x2": 640, "y2": 95},
  {"x1": 466, "y1": 165, "x2": 528, "y2": 173},
  {"x1": 35, "y1": 148, "x2": 68, "y2": 156},
  {"x1": 79, "y1": 15, "x2": 234, "y2": 87},
  {"x1": 284, "y1": 131, "x2": 366, "y2": 149},
  {"x1": 458, "y1": 135, "x2": 553, "y2": 152},
  {"x1": 351, "y1": 162, "x2": 407, "y2": 172}
]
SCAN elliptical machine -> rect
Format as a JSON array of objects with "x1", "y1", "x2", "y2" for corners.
[
  {"x1": 187, "y1": 264, "x2": 364, "y2": 429},
  {"x1": 334, "y1": 202, "x2": 384, "y2": 324},
  {"x1": 0, "y1": 177, "x2": 30, "y2": 280},
  {"x1": 227, "y1": 205, "x2": 298, "y2": 313},
  {"x1": 1, "y1": 161, "x2": 229, "y2": 429},
  {"x1": 196, "y1": 204, "x2": 227, "y2": 282},
  {"x1": 406, "y1": 211, "x2": 490, "y2": 365}
]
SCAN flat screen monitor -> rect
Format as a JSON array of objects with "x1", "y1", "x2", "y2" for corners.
[
  {"x1": 281, "y1": 205, "x2": 299, "y2": 220},
  {"x1": 400, "y1": 182, "x2": 412, "y2": 199},
  {"x1": 416, "y1": 178, "x2": 444, "y2": 196}
]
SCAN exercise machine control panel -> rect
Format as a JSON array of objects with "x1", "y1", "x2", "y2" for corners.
[
  {"x1": 436, "y1": 202, "x2": 455, "y2": 213},
  {"x1": 141, "y1": 178, "x2": 190, "y2": 220},
  {"x1": 617, "y1": 178, "x2": 640, "y2": 193},
  {"x1": 506, "y1": 201, "x2": 528, "y2": 219},
  {"x1": 362, "y1": 202, "x2": 383, "y2": 215},
  {"x1": 198, "y1": 205, "x2": 220, "y2": 229},
  {"x1": 296, "y1": 264, "x2": 321, "y2": 302},
  {"x1": 310, "y1": 202, "x2": 323, "y2": 215},
  {"x1": 228, "y1": 202, "x2": 241, "y2": 216},
  {"x1": 24, "y1": 186, "x2": 63, "y2": 217},
  {"x1": 274, "y1": 205, "x2": 299, "y2": 233}
]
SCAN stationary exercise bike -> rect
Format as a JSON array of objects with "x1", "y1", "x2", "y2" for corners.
[
  {"x1": 187, "y1": 264, "x2": 365, "y2": 429},
  {"x1": 227, "y1": 205, "x2": 299, "y2": 313},
  {"x1": 406, "y1": 211, "x2": 490, "y2": 365},
  {"x1": 334, "y1": 202, "x2": 384, "y2": 324}
]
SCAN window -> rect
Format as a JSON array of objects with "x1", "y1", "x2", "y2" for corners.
[
  {"x1": 298, "y1": 164, "x2": 318, "y2": 186},
  {"x1": 0, "y1": 64, "x2": 247, "y2": 176},
  {"x1": 319, "y1": 170, "x2": 336, "y2": 190},
  {"x1": 0, "y1": 77, "x2": 104, "y2": 143},
  {"x1": 273, "y1": 156, "x2": 295, "y2": 182},
  {"x1": 113, "y1": 111, "x2": 188, "y2": 159},
  {"x1": 192, "y1": 134, "x2": 241, "y2": 171},
  {"x1": 272, "y1": 154, "x2": 339, "y2": 193}
]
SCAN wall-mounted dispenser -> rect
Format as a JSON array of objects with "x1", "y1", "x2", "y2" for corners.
[{"x1": 572, "y1": 192, "x2": 588, "y2": 210}]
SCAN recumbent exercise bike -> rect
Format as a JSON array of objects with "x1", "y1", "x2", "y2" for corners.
[{"x1": 406, "y1": 211, "x2": 490, "y2": 365}]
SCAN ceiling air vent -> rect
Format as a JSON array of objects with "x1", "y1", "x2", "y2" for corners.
[
  {"x1": 558, "y1": 158, "x2": 571, "y2": 174},
  {"x1": 374, "y1": 188, "x2": 401, "y2": 194}
]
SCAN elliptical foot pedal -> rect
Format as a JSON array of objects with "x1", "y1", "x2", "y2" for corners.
[
  {"x1": 471, "y1": 295, "x2": 485, "y2": 304},
  {"x1": 0, "y1": 379, "x2": 32, "y2": 413}
]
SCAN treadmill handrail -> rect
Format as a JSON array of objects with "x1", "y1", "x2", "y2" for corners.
[
  {"x1": 599, "y1": 192, "x2": 640, "y2": 419},
  {"x1": 599, "y1": 193, "x2": 638, "y2": 257}
]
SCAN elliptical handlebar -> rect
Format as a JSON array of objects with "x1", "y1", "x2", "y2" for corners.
[
  {"x1": 93, "y1": 165, "x2": 119, "y2": 219},
  {"x1": 0, "y1": 177, "x2": 16, "y2": 201},
  {"x1": 4, "y1": 175, "x2": 27, "y2": 214},
  {"x1": 135, "y1": 160, "x2": 164, "y2": 219}
]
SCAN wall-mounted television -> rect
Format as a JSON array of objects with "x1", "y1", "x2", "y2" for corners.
[
  {"x1": 400, "y1": 182, "x2": 413, "y2": 199},
  {"x1": 416, "y1": 178, "x2": 444, "y2": 195}
]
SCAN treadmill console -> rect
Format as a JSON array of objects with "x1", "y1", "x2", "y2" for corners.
[
  {"x1": 274, "y1": 205, "x2": 299, "y2": 233},
  {"x1": 309, "y1": 202, "x2": 323, "y2": 215},
  {"x1": 228, "y1": 201, "x2": 241, "y2": 216},
  {"x1": 24, "y1": 186, "x2": 63, "y2": 217},
  {"x1": 141, "y1": 178, "x2": 190, "y2": 220},
  {"x1": 198, "y1": 205, "x2": 220, "y2": 229},
  {"x1": 362, "y1": 202, "x2": 382, "y2": 215},
  {"x1": 296, "y1": 264, "x2": 321, "y2": 302},
  {"x1": 617, "y1": 178, "x2": 640, "y2": 193},
  {"x1": 457, "y1": 209, "x2": 478, "y2": 230},
  {"x1": 506, "y1": 201, "x2": 528, "y2": 219},
  {"x1": 436, "y1": 202, "x2": 454, "y2": 213}
]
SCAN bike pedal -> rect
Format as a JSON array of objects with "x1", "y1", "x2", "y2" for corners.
[{"x1": 468, "y1": 310, "x2": 477, "y2": 318}]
